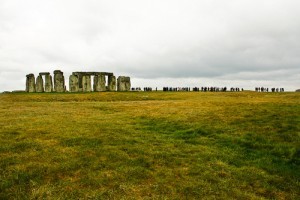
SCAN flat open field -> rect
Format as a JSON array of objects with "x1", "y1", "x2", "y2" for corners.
[{"x1": 0, "y1": 92, "x2": 299, "y2": 199}]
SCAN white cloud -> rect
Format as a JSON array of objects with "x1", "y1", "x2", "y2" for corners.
[{"x1": 0, "y1": 0, "x2": 300, "y2": 91}]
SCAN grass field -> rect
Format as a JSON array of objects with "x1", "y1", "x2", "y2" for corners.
[{"x1": 0, "y1": 91, "x2": 299, "y2": 199}]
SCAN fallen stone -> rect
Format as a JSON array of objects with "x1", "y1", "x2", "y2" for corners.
[{"x1": 12, "y1": 90, "x2": 26, "y2": 93}]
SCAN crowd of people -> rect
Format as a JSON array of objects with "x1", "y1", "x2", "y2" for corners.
[
  {"x1": 131, "y1": 87, "x2": 285, "y2": 92},
  {"x1": 131, "y1": 87, "x2": 157, "y2": 91},
  {"x1": 163, "y1": 87, "x2": 190, "y2": 91},
  {"x1": 143, "y1": 87, "x2": 154, "y2": 91},
  {"x1": 255, "y1": 87, "x2": 284, "y2": 92},
  {"x1": 132, "y1": 87, "x2": 244, "y2": 92}
]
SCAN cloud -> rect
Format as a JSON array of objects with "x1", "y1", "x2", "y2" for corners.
[{"x1": 0, "y1": 0, "x2": 300, "y2": 91}]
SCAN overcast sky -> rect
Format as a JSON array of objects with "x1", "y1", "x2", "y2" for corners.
[{"x1": 1, "y1": 0, "x2": 300, "y2": 91}]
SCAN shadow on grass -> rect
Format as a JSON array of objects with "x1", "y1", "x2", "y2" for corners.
[{"x1": 136, "y1": 115, "x2": 300, "y2": 181}]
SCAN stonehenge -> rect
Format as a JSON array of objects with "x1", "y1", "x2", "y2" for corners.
[{"x1": 26, "y1": 70, "x2": 130, "y2": 93}]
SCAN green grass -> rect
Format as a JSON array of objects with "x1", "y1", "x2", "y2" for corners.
[{"x1": 0, "y1": 91, "x2": 299, "y2": 199}]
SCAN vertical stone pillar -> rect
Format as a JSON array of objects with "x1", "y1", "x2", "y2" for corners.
[
  {"x1": 93, "y1": 76, "x2": 97, "y2": 92},
  {"x1": 82, "y1": 75, "x2": 92, "y2": 92},
  {"x1": 78, "y1": 74, "x2": 83, "y2": 92},
  {"x1": 117, "y1": 76, "x2": 131, "y2": 91},
  {"x1": 94, "y1": 75, "x2": 106, "y2": 92},
  {"x1": 108, "y1": 75, "x2": 116, "y2": 91},
  {"x1": 26, "y1": 76, "x2": 29, "y2": 92},
  {"x1": 117, "y1": 76, "x2": 123, "y2": 91},
  {"x1": 69, "y1": 74, "x2": 79, "y2": 92},
  {"x1": 54, "y1": 70, "x2": 65, "y2": 92},
  {"x1": 125, "y1": 77, "x2": 131, "y2": 91},
  {"x1": 44, "y1": 74, "x2": 53, "y2": 93},
  {"x1": 26, "y1": 74, "x2": 36, "y2": 93},
  {"x1": 36, "y1": 75, "x2": 44, "y2": 92}
]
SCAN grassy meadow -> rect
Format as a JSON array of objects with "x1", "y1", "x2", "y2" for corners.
[{"x1": 0, "y1": 91, "x2": 299, "y2": 199}]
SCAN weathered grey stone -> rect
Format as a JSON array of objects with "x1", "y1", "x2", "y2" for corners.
[
  {"x1": 82, "y1": 75, "x2": 92, "y2": 92},
  {"x1": 39, "y1": 72, "x2": 50, "y2": 76},
  {"x1": 296, "y1": 89, "x2": 300, "y2": 92},
  {"x1": 25, "y1": 70, "x2": 130, "y2": 93},
  {"x1": 54, "y1": 70, "x2": 65, "y2": 92},
  {"x1": 108, "y1": 75, "x2": 116, "y2": 91},
  {"x1": 73, "y1": 72, "x2": 113, "y2": 76},
  {"x1": 26, "y1": 74, "x2": 36, "y2": 93},
  {"x1": 94, "y1": 75, "x2": 106, "y2": 92},
  {"x1": 72, "y1": 72, "x2": 116, "y2": 92},
  {"x1": 69, "y1": 74, "x2": 79, "y2": 92},
  {"x1": 117, "y1": 76, "x2": 131, "y2": 91},
  {"x1": 44, "y1": 74, "x2": 53, "y2": 92},
  {"x1": 26, "y1": 76, "x2": 29, "y2": 92},
  {"x1": 36, "y1": 75, "x2": 44, "y2": 92}
]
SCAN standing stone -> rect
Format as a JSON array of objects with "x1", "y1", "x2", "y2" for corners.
[
  {"x1": 39, "y1": 72, "x2": 52, "y2": 93},
  {"x1": 26, "y1": 74, "x2": 36, "y2": 93},
  {"x1": 94, "y1": 75, "x2": 106, "y2": 92},
  {"x1": 36, "y1": 75, "x2": 44, "y2": 92},
  {"x1": 26, "y1": 75, "x2": 29, "y2": 92},
  {"x1": 108, "y1": 75, "x2": 116, "y2": 91},
  {"x1": 44, "y1": 74, "x2": 53, "y2": 92},
  {"x1": 54, "y1": 70, "x2": 65, "y2": 92},
  {"x1": 117, "y1": 76, "x2": 131, "y2": 91},
  {"x1": 76, "y1": 74, "x2": 83, "y2": 92},
  {"x1": 125, "y1": 78, "x2": 131, "y2": 91},
  {"x1": 93, "y1": 76, "x2": 98, "y2": 92},
  {"x1": 69, "y1": 74, "x2": 79, "y2": 92},
  {"x1": 82, "y1": 75, "x2": 92, "y2": 92}
]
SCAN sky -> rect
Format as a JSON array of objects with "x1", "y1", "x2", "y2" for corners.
[{"x1": 0, "y1": 0, "x2": 300, "y2": 92}]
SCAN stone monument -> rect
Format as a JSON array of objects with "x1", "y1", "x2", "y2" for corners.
[{"x1": 26, "y1": 70, "x2": 129, "y2": 93}]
